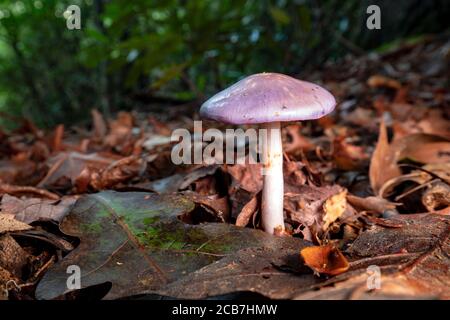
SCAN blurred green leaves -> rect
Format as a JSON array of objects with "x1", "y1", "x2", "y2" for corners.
[{"x1": 0, "y1": 0, "x2": 448, "y2": 128}]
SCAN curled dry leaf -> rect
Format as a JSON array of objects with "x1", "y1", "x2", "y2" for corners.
[
  {"x1": 367, "y1": 75, "x2": 401, "y2": 90},
  {"x1": 371, "y1": 130, "x2": 450, "y2": 197},
  {"x1": 369, "y1": 120, "x2": 401, "y2": 196},
  {"x1": 235, "y1": 196, "x2": 258, "y2": 227},
  {"x1": 422, "y1": 181, "x2": 450, "y2": 212},
  {"x1": 347, "y1": 194, "x2": 398, "y2": 214},
  {"x1": 226, "y1": 164, "x2": 263, "y2": 219},
  {"x1": 182, "y1": 192, "x2": 230, "y2": 223},
  {"x1": 379, "y1": 163, "x2": 450, "y2": 199},
  {"x1": 91, "y1": 109, "x2": 108, "y2": 141},
  {"x1": 0, "y1": 183, "x2": 59, "y2": 200},
  {"x1": 300, "y1": 244, "x2": 350, "y2": 276},
  {"x1": 283, "y1": 124, "x2": 315, "y2": 153}
]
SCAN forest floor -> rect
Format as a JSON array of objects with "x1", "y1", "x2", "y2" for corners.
[{"x1": 0, "y1": 35, "x2": 449, "y2": 300}]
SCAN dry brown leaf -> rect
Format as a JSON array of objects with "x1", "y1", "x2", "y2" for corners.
[
  {"x1": 322, "y1": 190, "x2": 347, "y2": 231},
  {"x1": 300, "y1": 244, "x2": 350, "y2": 276},
  {"x1": 1, "y1": 194, "x2": 77, "y2": 224},
  {"x1": 422, "y1": 181, "x2": 450, "y2": 212},
  {"x1": 183, "y1": 192, "x2": 230, "y2": 223},
  {"x1": 392, "y1": 133, "x2": 450, "y2": 164},
  {"x1": 236, "y1": 196, "x2": 258, "y2": 227},
  {"x1": 333, "y1": 137, "x2": 369, "y2": 170},
  {"x1": 91, "y1": 109, "x2": 108, "y2": 140},
  {"x1": 51, "y1": 124, "x2": 64, "y2": 152},
  {"x1": 37, "y1": 151, "x2": 118, "y2": 189},
  {"x1": 0, "y1": 234, "x2": 30, "y2": 278},
  {"x1": 284, "y1": 184, "x2": 344, "y2": 233},
  {"x1": 283, "y1": 124, "x2": 315, "y2": 153},
  {"x1": 367, "y1": 75, "x2": 401, "y2": 90},
  {"x1": 0, "y1": 214, "x2": 32, "y2": 233},
  {"x1": 347, "y1": 194, "x2": 398, "y2": 214},
  {"x1": 0, "y1": 183, "x2": 59, "y2": 200},
  {"x1": 369, "y1": 120, "x2": 401, "y2": 196},
  {"x1": 226, "y1": 164, "x2": 263, "y2": 194}
]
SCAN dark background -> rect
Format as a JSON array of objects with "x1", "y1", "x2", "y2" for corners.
[{"x1": 0, "y1": 0, "x2": 448, "y2": 127}]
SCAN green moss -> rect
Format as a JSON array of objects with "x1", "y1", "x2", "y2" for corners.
[{"x1": 79, "y1": 221, "x2": 103, "y2": 234}]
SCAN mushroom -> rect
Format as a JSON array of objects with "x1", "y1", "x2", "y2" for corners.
[{"x1": 200, "y1": 73, "x2": 336, "y2": 234}]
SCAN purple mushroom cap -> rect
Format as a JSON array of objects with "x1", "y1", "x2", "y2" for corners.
[{"x1": 200, "y1": 73, "x2": 336, "y2": 124}]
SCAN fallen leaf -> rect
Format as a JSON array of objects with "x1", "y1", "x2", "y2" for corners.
[
  {"x1": 322, "y1": 190, "x2": 348, "y2": 231},
  {"x1": 1, "y1": 194, "x2": 77, "y2": 224},
  {"x1": 367, "y1": 75, "x2": 401, "y2": 90},
  {"x1": 36, "y1": 191, "x2": 307, "y2": 300},
  {"x1": 155, "y1": 244, "x2": 312, "y2": 299},
  {"x1": 141, "y1": 165, "x2": 220, "y2": 194},
  {"x1": 284, "y1": 184, "x2": 345, "y2": 238},
  {"x1": 0, "y1": 214, "x2": 32, "y2": 234},
  {"x1": 91, "y1": 109, "x2": 107, "y2": 141},
  {"x1": 235, "y1": 196, "x2": 258, "y2": 227},
  {"x1": 392, "y1": 133, "x2": 450, "y2": 164},
  {"x1": 421, "y1": 181, "x2": 450, "y2": 212},
  {"x1": 369, "y1": 120, "x2": 401, "y2": 195},
  {"x1": 0, "y1": 183, "x2": 59, "y2": 200},
  {"x1": 300, "y1": 244, "x2": 350, "y2": 276},
  {"x1": 347, "y1": 194, "x2": 398, "y2": 214},
  {"x1": 333, "y1": 138, "x2": 369, "y2": 170},
  {"x1": 0, "y1": 234, "x2": 30, "y2": 278},
  {"x1": 183, "y1": 192, "x2": 230, "y2": 223},
  {"x1": 142, "y1": 135, "x2": 172, "y2": 151},
  {"x1": 37, "y1": 152, "x2": 117, "y2": 189},
  {"x1": 226, "y1": 164, "x2": 263, "y2": 194}
]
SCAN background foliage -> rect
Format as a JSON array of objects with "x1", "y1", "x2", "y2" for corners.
[{"x1": 0, "y1": 0, "x2": 449, "y2": 127}]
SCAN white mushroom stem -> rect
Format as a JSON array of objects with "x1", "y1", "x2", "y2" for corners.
[{"x1": 261, "y1": 121, "x2": 285, "y2": 234}]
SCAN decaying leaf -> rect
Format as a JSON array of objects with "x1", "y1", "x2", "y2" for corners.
[
  {"x1": 0, "y1": 234, "x2": 30, "y2": 278},
  {"x1": 369, "y1": 120, "x2": 401, "y2": 196},
  {"x1": 36, "y1": 191, "x2": 306, "y2": 300},
  {"x1": 142, "y1": 165, "x2": 220, "y2": 194},
  {"x1": 37, "y1": 151, "x2": 117, "y2": 189},
  {"x1": 295, "y1": 214, "x2": 450, "y2": 299},
  {"x1": 392, "y1": 133, "x2": 450, "y2": 164},
  {"x1": 367, "y1": 75, "x2": 402, "y2": 90},
  {"x1": 0, "y1": 214, "x2": 32, "y2": 234},
  {"x1": 235, "y1": 196, "x2": 258, "y2": 227},
  {"x1": 347, "y1": 194, "x2": 398, "y2": 214},
  {"x1": 300, "y1": 244, "x2": 350, "y2": 276},
  {"x1": 0, "y1": 194, "x2": 77, "y2": 224},
  {"x1": 422, "y1": 181, "x2": 450, "y2": 211},
  {"x1": 323, "y1": 190, "x2": 348, "y2": 231}
]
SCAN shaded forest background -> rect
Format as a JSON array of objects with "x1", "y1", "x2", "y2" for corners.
[{"x1": 0, "y1": 0, "x2": 449, "y2": 128}]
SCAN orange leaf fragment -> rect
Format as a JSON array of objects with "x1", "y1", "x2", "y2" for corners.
[{"x1": 300, "y1": 244, "x2": 349, "y2": 276}]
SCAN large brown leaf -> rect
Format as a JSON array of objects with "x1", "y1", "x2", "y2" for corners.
[{"x1": 35, "y1": 191, "x2": 309, "y2": 300}]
